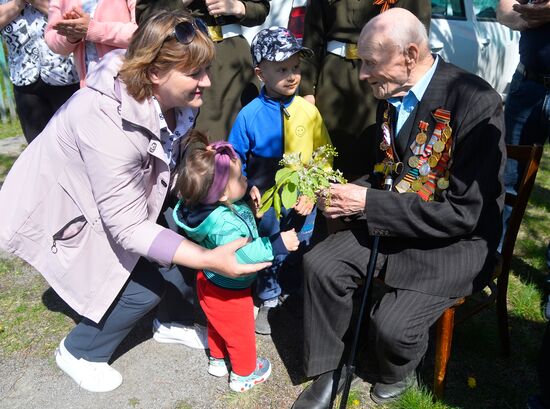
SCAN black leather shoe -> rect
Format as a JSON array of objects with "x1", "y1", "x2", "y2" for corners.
[
  {"x1": 370, "y1": 372, "x2": 417, "y2": 405},
  {"x1": 292, "y1": 370, "x2": 342, "y2": 409}
]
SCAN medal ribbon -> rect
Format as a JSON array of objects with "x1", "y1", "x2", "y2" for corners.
[{"x1": 395, "y1": 109, "x2": 453, "y2": 201}]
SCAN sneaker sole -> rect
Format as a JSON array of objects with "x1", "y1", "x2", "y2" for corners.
[
  {"x1": 55, "y1": 349, "x2": 122, "y2": 393},
  {"x1": 152, "y1": 332, "x2": 207, "y2": 350},
  {"x1": 229, "y1": 364, "x2": 272, "y2": 393}
]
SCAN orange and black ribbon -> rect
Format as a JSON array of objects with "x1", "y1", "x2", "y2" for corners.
[{"x1": 373, "y1": 0, "x2": 398, "y2": 13}]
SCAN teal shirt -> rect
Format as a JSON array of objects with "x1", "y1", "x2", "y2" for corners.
[{"x1": 173, "y1": 200, "x2": 274, "y2": 289}]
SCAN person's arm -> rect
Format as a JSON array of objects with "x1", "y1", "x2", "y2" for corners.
[
  {"x1": 85, "y1": 0, "x2": 137, "y2": 48},
  {"x1": 45, "y1": 0, "x2": 79, "y2": 55},
  {"x1": 236, "y1": 0, "x2": 269, "y2": 27},
  {"x1": 509, "y1": 0, "x2": 550, "y2": 28},
  {"x1": 209, "y1": 213, "x2": 275, "y2": 264},
  {"x1": 205, "y1": 0, "x2": 245, "y2": 19},
  {"x1": 0, "y1": 0, "x2": 26, "y2": 31},
  {"x1": 172, "y1": 236, "x2": 271, "y2": 278},
  {"x1": 227, "y1": 111, "x2": 251, "y2": 177},
  {"x1": 497, "y1": 0, "x2": 529, "y2": 30}
]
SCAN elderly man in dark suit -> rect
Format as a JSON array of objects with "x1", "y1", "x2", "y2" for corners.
[{"x1": 292, "y1": 8, "x2": 506, "y2": 409}]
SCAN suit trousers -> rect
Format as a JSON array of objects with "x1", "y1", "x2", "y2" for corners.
[{"x1": 303, "y1": 228, "x2": 457, "y2": 383}]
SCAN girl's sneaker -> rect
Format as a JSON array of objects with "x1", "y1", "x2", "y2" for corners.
[
  {"x1": 229, "y1": 357, "x2": 271, "y2": 392},
  {"x1": 208, "y1": 356, "x2": 230, "y2": 377}
]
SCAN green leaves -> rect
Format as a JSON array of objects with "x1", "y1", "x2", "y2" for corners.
[{"x1": 257, "y1": 145, "x2": 347, "y2": 220}]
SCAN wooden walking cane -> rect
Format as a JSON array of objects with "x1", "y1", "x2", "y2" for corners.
[{"x1": 336, "y1": 167, "x2": 397, "y2": 409}]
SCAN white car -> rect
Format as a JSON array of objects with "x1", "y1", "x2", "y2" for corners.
[
  {"x1": 243, "y1": 0, "x2": 520, "y2": 98},
  {"x1": 430, "y1": 0, "x2": 520, "y2": 97}
]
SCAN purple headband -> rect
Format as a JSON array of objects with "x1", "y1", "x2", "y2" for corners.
[{"x1": 201, "y1": 141, "x2": 238, "y2": 204}]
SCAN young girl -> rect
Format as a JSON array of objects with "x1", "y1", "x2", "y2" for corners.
[{"x1": 173, "y1": 131, "x2": 299, "y2": 392}]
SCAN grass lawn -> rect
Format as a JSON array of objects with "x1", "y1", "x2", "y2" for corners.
[
  {"x1": 0, "y1": 116, "x2": 548, "y2": 408},
  {"x1": 0, "y1": 118, "x2": 21, "y2": 140}
]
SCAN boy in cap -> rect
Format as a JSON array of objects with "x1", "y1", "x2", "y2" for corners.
[{"x1": 228, "y1": 27, "x2": 332, "y2": 335}]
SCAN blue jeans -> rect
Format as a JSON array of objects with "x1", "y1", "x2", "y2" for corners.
[
  {"x1": 255, "y1": 205, "x2": 317, "y2": 302},
  {"x1": 501, "y1": 69, "x2": 550, "y2": 252}
]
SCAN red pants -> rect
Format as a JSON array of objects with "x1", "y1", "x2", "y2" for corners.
[{"x1": 196, "y1": 271, "x2": 256, "y2": 376}]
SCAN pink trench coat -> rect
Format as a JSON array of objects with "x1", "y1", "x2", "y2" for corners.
[{"x1": 0, "y1": 50, "x2": 194, "y2": 323}]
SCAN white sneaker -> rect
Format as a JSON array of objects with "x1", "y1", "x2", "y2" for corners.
[
  {"x1": 55, "y1": 338, "x2": 122, "y2": 392},
  {"x1": 208, "y1": 356, "x2": 230, "y2": 377},
  {"x1": 152, "y1": 319, "x2": 208, "y2": 349}
]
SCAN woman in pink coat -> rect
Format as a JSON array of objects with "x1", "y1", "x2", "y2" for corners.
[
  {"x1": 0, "y1": 10, "x2": 269, "y2": 393},
  {"x1": 45, "y1": 0, "x2": 137, "y2": 85}
]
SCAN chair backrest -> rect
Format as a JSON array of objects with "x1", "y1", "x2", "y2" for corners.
[{"x1": 500, "y1": 144, "x2": 544, "y2": 278}]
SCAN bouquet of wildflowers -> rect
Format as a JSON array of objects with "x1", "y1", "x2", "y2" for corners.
[{"x1": 258, "y1": 145, "x2": 347, "y2": 219}]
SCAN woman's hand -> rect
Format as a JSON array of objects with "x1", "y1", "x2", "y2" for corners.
[
  {"x1": 53, "y1": 7, "x2": 90, "y2": 43},
  {"x1": 293, "y1": 195, "x2": 314, "y2": 216},
  {"x1": 173, "y1": 237, "x2": 271, "y2": 278},
  {"x1": 205, "y1": 0, "x2": 245, "y2": 18},
  {"x1": 204, "y1": 237, "x2": 272, "y2": 277},
  {"x1": 281, "y1": 228, "x2": 299, "y2": 252}
]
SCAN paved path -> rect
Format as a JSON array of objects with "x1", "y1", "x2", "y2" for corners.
[{"x1": 0, "y1": 135, "x2": 25, "y2": 156}]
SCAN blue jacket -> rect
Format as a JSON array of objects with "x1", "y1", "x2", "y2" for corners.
[{"x1": 228, "y1": 87, "x2": 331, "y2": 193}]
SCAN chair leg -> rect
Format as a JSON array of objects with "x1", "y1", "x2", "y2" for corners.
[
  {"x1": 433, "y1": 307, "x2": 456, "y2": 400},
  {"x1": 497, "y1": 288, "x2": 511, "y2": 357}
]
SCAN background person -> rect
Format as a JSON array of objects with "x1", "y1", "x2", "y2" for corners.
[
  {"x1": 497, "y1": 1, "x2": 550, "y2": 407},
  {"x1": 299, "y1": 0, "x2": 431, "y2": 179},
  {"x1": 0, "y1": 0, "x2": 79, "y2": 143},
  {"x1": 0, "y1": 10, "x2": 269, "y2": 393},
  {"x1": 136, "y1": 0, "x2": 269, "y2": 141},
  {"x1": 45, "y1": 0, "x2": 137, "y2": 85},
  {"x1": 292, "y1": 8, "x2": 505, "y2": 408}
]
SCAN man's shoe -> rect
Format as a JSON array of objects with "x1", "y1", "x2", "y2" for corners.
[
  {"x1": 152, "y1": 319, "x2": 208, "y2": 349},
  {"x1": 55, "y1": 338, "x2": 123, "y2": 392},
  {"x1": 370, "y1": 372, "x2": 417, "y2": 405},
  {"x1": 292, "y1": 370, "x2": 343, "y2": 409}
]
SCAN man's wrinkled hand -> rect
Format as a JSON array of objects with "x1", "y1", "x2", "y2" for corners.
[{"x1": 317, "y1": 183, "x2": 367, "y2": 219}]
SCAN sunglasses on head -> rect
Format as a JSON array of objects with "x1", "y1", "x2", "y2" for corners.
[{"x1": 170, "y1": 18, "x2": 210, "y2": 44}]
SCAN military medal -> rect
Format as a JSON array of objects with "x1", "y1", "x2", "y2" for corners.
[
  {"x1": 428, "y1": 155, "x2": 439, "y2": 168},
  {"x1": 395, "y1": 108, "x2": 454, "y2": 199},
  {"x1": 432, "y1": 140, "x2": 445, "y2": 153},
  {"x1": 408, "y1": 156, "x2": 419, "y2": 168}
]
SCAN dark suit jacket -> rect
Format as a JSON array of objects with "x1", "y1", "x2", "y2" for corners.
[{"x1": 359, "y1": 59, "x2": 506, "y2": 298}]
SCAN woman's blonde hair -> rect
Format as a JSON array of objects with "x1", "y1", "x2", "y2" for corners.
[{"x1": 119, "y1": 10, "x2": 215, "y2": 102}]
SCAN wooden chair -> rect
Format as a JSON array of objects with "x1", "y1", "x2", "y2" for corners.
[{"x1": 432, "y1": 144, "x2": 544, "y2": 400}]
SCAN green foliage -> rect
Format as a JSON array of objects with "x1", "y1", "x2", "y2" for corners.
[{"x1": 258, "y1": 145, "x2": 347, "y2": 219}]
